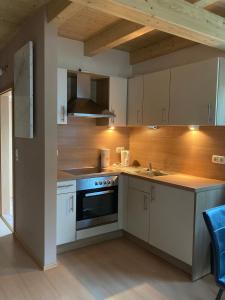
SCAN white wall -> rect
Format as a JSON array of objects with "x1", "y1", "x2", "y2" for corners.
[
  {"x1": 57, "y1": 37, "x2": 132, "y2": 78},
  {"x1": 0, "y1": 8, "x2": 57, "y2": 268},
  {"x1": 132, "y1": 44, "x2": 225, "y2": 75}
]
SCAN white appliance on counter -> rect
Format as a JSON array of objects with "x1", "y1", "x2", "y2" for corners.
[
  {"x1": 101, "y1": 148, "x2": 110, "y2": 168},
  {"x1": 121, "y1": 150, "x2": 130, "y2": 167}
]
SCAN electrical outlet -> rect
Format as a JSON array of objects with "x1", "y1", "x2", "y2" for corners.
[
  {"x1": 212, "y1": 155, "x2": 225, "y2": 165},
  {"x1": 116, "y1": 147, "x2": 125, "y2": 154}
]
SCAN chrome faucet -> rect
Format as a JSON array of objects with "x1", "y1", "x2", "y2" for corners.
[{"x1": 148, "y1": 163, "x2": 153, "y2": 173}]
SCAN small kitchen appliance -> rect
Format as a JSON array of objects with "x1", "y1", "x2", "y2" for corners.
[
  {"x1": 121, "y1": 150, "x2": 130, "y2": 167},
  {"x1": 100, "y1": 148, "x2": 110, "y2": 168}
]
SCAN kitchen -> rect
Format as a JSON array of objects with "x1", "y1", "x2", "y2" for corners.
[
  {"x1": 1, "y1": 1, "x2": 225, "y2": 299},
  {"x1": 56, "y1": 35, "x2": 225, "y2": 285}
]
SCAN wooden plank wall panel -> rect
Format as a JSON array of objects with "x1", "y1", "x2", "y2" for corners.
[
  {"x1": 57, "y1": 117, "x2": 129, "y2": 170},
  {"x1": 129, "y1": 126, "x2": 225, "y2": 180},
  {"x1": 58, "y1": 120, "x2": 225, "y2": 180}
]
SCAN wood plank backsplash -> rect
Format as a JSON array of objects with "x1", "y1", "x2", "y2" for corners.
[
  {"x1": 57, "y1": 117, "x2": 129, "y2": 170},
  {"x1": 129, "y1": 126, "x2": 225, "y2": 180},
  {"x1": 58, "y1": 120, "x2": 225, "y2": 180}
]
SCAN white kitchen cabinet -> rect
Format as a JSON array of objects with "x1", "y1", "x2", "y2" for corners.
[
  {"x1": 123, "y1": 174, "x2": 225, "y2": 280},
  {"x1": 170, "y1": 58, "x2": 225, "y2": 125},
  {"x1": 149, "y1": 183, "x2": 195, "y2": 265},
  {"x1": 127, "y1": 76, "x2": 143, "y2": 126},
  {"x1": 109, "y1": 76, "x2": 127, "y2": 127},
  {"x1": 127, "y1": 186, "x2": 150, "y2": 242},
  {"x1": 56, "y1": 180, "x2": 76, "y2": 246},
  {"x1": 57, "y1": 68, "x2": 67, "y2": 125},
  {"x1": 118, "y1": 174, "x2": 128, "y2": 230},
  {"x1": 143, "y1": 70, "x2": 170, "y2": 125}
]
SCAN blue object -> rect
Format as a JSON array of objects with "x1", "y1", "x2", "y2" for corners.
[{"x1": 203, "y1": 205, "x2": 225, "y2": 300}]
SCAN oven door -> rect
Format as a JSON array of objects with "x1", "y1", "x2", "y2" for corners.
[{"x1": 76, "y1": 186, "x2": 118, "y2": 230}]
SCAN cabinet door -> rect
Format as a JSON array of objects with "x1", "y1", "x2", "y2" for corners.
[
  {"x1": 127, "y1": 76, "x2": 143, "y2": 126},
  {"x1": 57, "y1": 68, "x2": 67, "y2": 124},
  {"x1": 170, "y1": 58, "x2": 218, "y2": 125},
  {"x1": 149, "y1": 183, "x2": 194, "y2": 265},
  {"x1": 143, "y1": 70, "x2": 170, "y2": 125},
  {"x1": 109, "y1": 77, "x2": 127, "y2": 127},
  {"x1": 127, "y1": 187, "x2": 149, "y2": 242},
  {"x1": 56, "y1": 192, "x2": 76, "y2": 245},
  {"x1": 118, "y1": 175, "x2": 128, "y2": 230}
]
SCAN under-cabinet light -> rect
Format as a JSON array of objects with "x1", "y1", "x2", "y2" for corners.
[
  {"x1": 108, "y1": 126, "x2": 115, "y2": 130},
  {"x1": 188, "y1": 125, "x2": 200, "y2": 131},
  {"x1": 147, "y1": 125, "x2": 158, "y2": 130}
]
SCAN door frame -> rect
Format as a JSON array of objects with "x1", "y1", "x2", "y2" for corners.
[{"x1": 0, "y1": 88, "x2": 14, "y2": 231}]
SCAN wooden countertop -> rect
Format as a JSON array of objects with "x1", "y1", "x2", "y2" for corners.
[{"x1": 58, "y1": 167, "x2": 225, "y2": 192}]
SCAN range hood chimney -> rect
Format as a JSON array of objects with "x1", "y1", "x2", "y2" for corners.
[{"x1": 67, "y1": 72, "x2": 115, "y2": 119}]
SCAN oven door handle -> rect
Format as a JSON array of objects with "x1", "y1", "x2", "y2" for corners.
[{"x1": 85, "y1": 190, "x2": 115, "y2": 197}]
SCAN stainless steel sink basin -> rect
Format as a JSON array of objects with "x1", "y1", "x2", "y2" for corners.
[{"x1": 134, "y1": 169, "x2": 168, "y2": 177}]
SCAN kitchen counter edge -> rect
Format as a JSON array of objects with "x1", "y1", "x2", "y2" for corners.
[{"x1": 57, "y1": 170, "x2": 225, "y2": 193}]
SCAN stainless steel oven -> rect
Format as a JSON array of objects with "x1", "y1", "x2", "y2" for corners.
[{"x1": 76, "y1": 176, "x2": 118, "y2": 231}]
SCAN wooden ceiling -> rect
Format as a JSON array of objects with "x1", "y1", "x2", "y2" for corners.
[
  {"x1": 0, "y1": 0, "x2": 50, "y2": 49},
  {"x1": 58, "y1": 2, "x2": 119, "y2": 41},
  {"x1": 53, "y1": 0, "x2": 225, "y2": 64},
  {"x1": 1, "y1": 0, "x2": 225, "y2": 65}
]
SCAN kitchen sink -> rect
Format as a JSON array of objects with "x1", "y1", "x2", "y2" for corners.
[{"x1": 133, "y1": 169, "x2": 169, "y2": 177}]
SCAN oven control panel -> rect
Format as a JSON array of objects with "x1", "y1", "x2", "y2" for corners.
[
  {"x1": 76, "y1": 176, "x2": 118, "y2": 191},
  {"x1": 94, "y1": 179, "x2": 116, "y2": 187}
]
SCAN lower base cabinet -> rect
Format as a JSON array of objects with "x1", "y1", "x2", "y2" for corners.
[
  {"x1": 125, "y1": 175, "x2": 225, "y2": 280},
  {"x1": 57, "y1": 181, "x2": 76, "y2": 246},
  {"x1": 127, "y1": 187, "x2": 150, "y2": 242},
  {"x1": 149, "y1": 183, "x2": 194, "y2": 265}
]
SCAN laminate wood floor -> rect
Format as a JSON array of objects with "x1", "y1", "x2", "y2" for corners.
[{"x1": 0, "y1": 236, "x2": 221, "y2": 300}]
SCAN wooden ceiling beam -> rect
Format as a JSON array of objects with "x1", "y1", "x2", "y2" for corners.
[
  {"x1": 130, "y1": 37, "x2": 196, "y2": 64},
  {"x1": 75, "y1": 0, "x2": 225, "y2": 50},
  {"x1": 130, "y1": 0, "x2": 223, "y2": 65},
  {"x1": 47, "y1": 0, "x2": 79, "y2": 27},
  {"x1": 195, "y1": 0, "x2": 219, "y2": 8},
  {"x1": 84, "y1": 0, "x2": 217, "y2": 57},
  {"x1": 84, "y1": 20, "x2": 153, "y2": 56}
]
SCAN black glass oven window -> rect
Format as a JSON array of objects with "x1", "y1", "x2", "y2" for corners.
[{"x1": 77, "y1": 187, "x2": 118, "y2": 221}]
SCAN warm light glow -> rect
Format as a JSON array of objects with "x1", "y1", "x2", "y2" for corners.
[
  {"x1": 188, "y1": 125, "x2": 200, "y2": 131},
  {"x1": 108, "y1": 126, "x2": 115, "y2": 130},
  {"x1": 147, "y1": 125, "x2": 158, "y2": 130}
]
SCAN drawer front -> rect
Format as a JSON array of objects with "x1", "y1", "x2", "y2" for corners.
[
  {"x1": 57, "y1": 180, "x2": 76, "y2": 194},
  {"x1": 128, "y1": 176, "x2": 150, "y2": 194}
]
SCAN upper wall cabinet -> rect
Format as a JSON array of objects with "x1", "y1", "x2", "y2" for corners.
[
  {"x1": 57, "y1": 68, "x2": 67, "y2": 125},
  {"x1": 127, "y1": 76, "x2": 143, "y2": 126},
  {"x1": 170, "y1": 58, "x2": 225, "y2": 125},
  {"x1": 143, "y1": 70, "x2": 170, "y2": 125},
  {"x1": 109, "y1": 77, "x2": 127, "y2": 127}
]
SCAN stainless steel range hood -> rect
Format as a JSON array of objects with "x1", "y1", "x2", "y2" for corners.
[{"x1": 67, "y1": 72, "x2": 115, "y2": 119}]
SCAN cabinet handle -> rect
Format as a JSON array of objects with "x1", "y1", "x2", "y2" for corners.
[
  {"x1": 61, "y1": 105, "x2": 66, "y2": 122},
  {"x1": 70, "y1": 195, "x2": 74, "y2": 212},
  {"x1": 58, "y1": 184, "x2": 73, "y2": 189},
  {"x1": 111, "y1": 108, "x2": 115, "y2": 124},
  {"x1": 151, "y1": 186, "x2": 155, "y2": 202},
  {"x1": 137, "y1": 110, "x2": 140, "y2": 124},
  {"x1": 143, "y1": 195, "x2": 148, "y2": 210},
  {"x1": 207, "y1": 104, "x2": 211, "y2": 124},
  {"x1": 161, "y1": 108, "x2": 166, "y2": 122}
]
